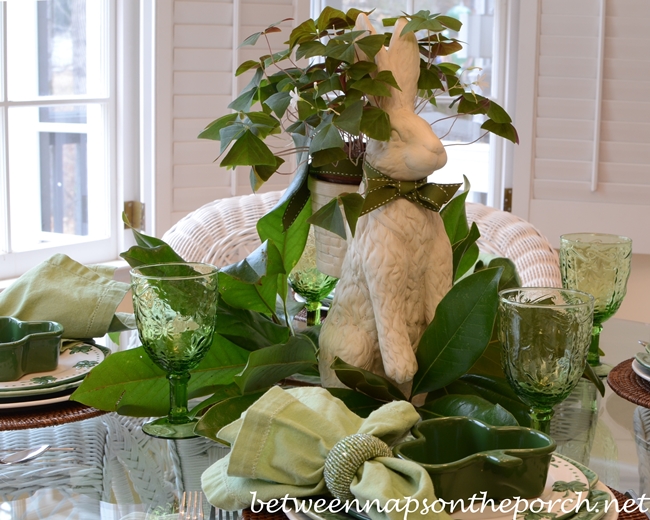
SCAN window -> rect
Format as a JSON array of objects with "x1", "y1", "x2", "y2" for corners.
[
  {"x1": 317, "y1": 0, "x2": 507, "y2": 206},
  {"x1": 0, "y1": 0, "x2": 120, "y2": 279}
]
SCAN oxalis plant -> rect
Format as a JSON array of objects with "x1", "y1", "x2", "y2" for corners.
[{"x1": 199, "y1": 7, "x2": 519, "y2": 233}]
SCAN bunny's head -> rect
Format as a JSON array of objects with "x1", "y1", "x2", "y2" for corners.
[{"x1": 354, "y1": 15, "x2": 447, "y2": 181}]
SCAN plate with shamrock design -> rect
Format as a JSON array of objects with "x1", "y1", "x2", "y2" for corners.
[{"x1": 0, "y1": 342, "x2": 110, "y2": 397}]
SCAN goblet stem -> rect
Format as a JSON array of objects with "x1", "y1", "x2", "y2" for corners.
[
  {"x1": 587, "y1": 323, "x2": 604, "y2": 367},
  {"x1": 529, "y1": 407, "x2": 554, "y2": 435},
  {"x1": 305, "y1": 301, "x2": 321, "y2": 327},
  {"x1": 168, "y1": 372, "x2": 191, "y2": 424}
]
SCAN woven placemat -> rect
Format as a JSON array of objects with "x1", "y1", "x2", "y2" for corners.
[
  {"x1": 607, "y1": 358, "x2": 650, "y2": 408},
  {"x1": 242, "y1": 488, "x2": 643, "y2": 520},
  {"x1": 0, "y1": 400, "x2": 106, "y2": 431}
]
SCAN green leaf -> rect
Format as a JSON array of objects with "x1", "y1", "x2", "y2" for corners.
[
  {"x1": 419, "y1": 394, "x2": 518, "y2": 426},
  {"x1": 235, "y1": 60, "x2": 261, "y2": 76},
  {"x1": 189, "y1": 382, "x2": 243, "y2": 418},
  {"x1": 71, "y1": 336, "x2": 249, "y2": 416},
  {"x1": 239, "y1": 31, "x2": 263, "y2": 48},
  {"x1": 582, "y1": 363, "x2": 606, "y2": 396},
  {"x1": 198, "y1": 113, "x2": 240, "y2": 141},
  {"x1": 440, "y1": 176, "x2": 471, "y2": 244},
  {"x1": 360, "y1": 107, "x2": 391, "y2": 141},
  {"x1": 412, "y1": 267, "x2": 502, "y2": 397},
  {"x1": 194, "y1": 391, "x2": 267, "y2": 444},
  {"x1": 331, "y1": 357, "x2": 407, "y2": 402},
  {"x1": 219, "y1": 124, "x2": 246, "y2": 155},
  {"x1": 355, "y1": 34, "x2": 386, "y2": 59},
  {"x1": 452, "y1": 221, "x2": 481, "y2": 279},
  {"x1": 340, "y1": 193, "x2": 364, "y2": 237},
  {"x1": 481, "y1": 120, "x2": 520, "y2": 144},
  {"x1": 418, "y1": 66, "x2": 443, "y2": 90},
  {"x1": 220, "y1": 240, "x2": 285, "y2": 283},
  {"x1": 120, "y1": 243, "x2": 185, "y2": 269},
  {"x1": 289, "y1": 19, "x2": 318, "y2": 48},
  {"x1": 228, "y1": 87, "x2": 257, "y2": 112},
  {"x1": 234, "y1": 335, "x2": 318, "y2": 394},
  {"x1": 310, "y1": 148, "x2": 348, "y2": 167},
  {"x1": 218, "y1": 271, "x2": 278, "y2": 315},
  {"x1": 315, "y1": 76, "x2": 343, "y2": 97},
  {"x1": 308, "y1": 197, "x2": 346, "y2": 239},
  {"x1": 347, "y1": 61, "x2": 377, "y2": 80},
  {"x1": 310, "y1": 121, "x2": 345, "y2": 154},
  {"x1": 220, "y1": 130, "x2": 277, "y2": 167},
  {"x1": 437, "y1": 15, "x2": 462, "y2": 32},
  {"x1": 296, "y1": 41, "x2": 327, "y2": 60},
  {"x1": 487, "y1": 100, "x2": 512, "y2": 124},
  {"x1": 333, "y1": 100, "x2": 363, "y2": 136},
  {"x1": 251, "y1": 156, "x2": 285, "y2": 190},
  {"x1": 475, "y1": 257, "x2": 521, "y2": 292},
  {"x1": 349, "y1": 77, "x2": 391, "y2": 97},
  {"x1": 456, "y1": 243, "x2": 480, "y2": 281},
  {"x1": 467, "y1": 338, "x2": 504, "y2": 379},
  {"x1": 326, "y1": 388, "x2": 384, "y2": 418},
  {"x1": 316, "y1": 6, "x2": 349, "y2": 33},
  {"x1": 375, "y1": 70, "x2": 401, "y2": 91},
  {"x1": 324, "y1": 40, "x2": 355, "y2": 64}
]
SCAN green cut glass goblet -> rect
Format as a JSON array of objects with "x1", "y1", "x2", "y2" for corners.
[
  {"x1": 131, "y1": 262, "x2": 219, "y2": 439},
  {"x1": 559, "y1": 233, "x2": 632, "y2": 376},
  {"x1": 288, "y1": 230, "x2": 338, "y2": 326},
  {"x1": 499, "y1": 288, "x2": 594, "y2": 434}
]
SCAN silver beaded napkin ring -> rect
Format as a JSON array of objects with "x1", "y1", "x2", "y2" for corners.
[{"x1": 323, "y1": 433, "x2": 393, "y2": 502}]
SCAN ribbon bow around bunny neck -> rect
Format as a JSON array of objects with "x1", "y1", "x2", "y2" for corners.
[{"x1": 361, "y1": 162, "x2": 462, "y2": 216}]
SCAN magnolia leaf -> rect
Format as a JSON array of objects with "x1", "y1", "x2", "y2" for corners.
[
  {"x1": 198, "y1": 113, "x2": 239, "y2": 141},
  {"x1": 331, "y1": 357, "x2": 407, "y2": 402},
  {"x1": 452, "y1": 221, "x2": 481, "y2": 279},
  {"x1": 355, "y1": 34, "x2": 386, "y2": 59},
  {"x1": 189, "y1": 382, "x2": 242, "y2": 418},
  {"x1": 412, "y1": 267, "x2": 502, "y2": 397},
  {"x1": 218, "y1": 270, "x2": 278, "y2": 315},
  {"x1": 456, "y1": 243, "x2": 480, "y2": 281},
  {"x1": 120, "y1": 242, "x2": 185, "y2": 269},
  {"x1": 220, "y1": 240, "x2": 285, "y2": 283},
  {"x1": 71, "y1": 336, "x2": 249, "y2": 416},
  {"x1": 333, "y1": 100, "x2": 363, "y2": 136},
  {"x1": 220, "y1": 130, "x2": 277, "y2": 167},
  {"x1": 467, "y1": 338, "x2": 503, "y2": 379},
  {"x1": 360, "y1": 107, "x2": 391, "y2": 141},
  {"x1": 308, "y1": 197, "x2": 346, "y2": 239},
  {"x1": 235, "y1": 60, "x2": 261, "y2": 76},
  {"x1": 310, "y1": 122, "x2": 345, "y2": 154},
  {"x1": 475, "y1": 257, "x2": 521, "y2": 292},
  {"x1": 583, "y1": 363, "x2": 606, "y2": 396},
  {"x1": 216, "y1": 300, "x2": 291, "y2": 352},
  {"x1": 349, "y1": 77, "x2": 391, "y2": 97},
  {"x1": 296, "y1": 41, "x2": 327, "y2": 60},
  {"x1": 326, "y1": 388, "x2": 384, "y2": 418},
  {"x1": 348, "y1": 61, "x2": 377, "y2": 80},
  {"x1": 234, "y1": 335, "x2": 318, "y2": 394},
  {"x1": 194, "y1": 391, "x2": 267, "y2": 444},
  {"x1": 440, "y1": 176, "x2": 471, "y2": 244},
  {"x1": 481, "y1": 120, "x2": 519, "y2": 144},
  {"x1": 419, "y1": 395, "x2": 518, "y2": 426}
]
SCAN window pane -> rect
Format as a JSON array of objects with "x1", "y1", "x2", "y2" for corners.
[
  {"x1": 7, "y1": 104, "x2": 108, "y2": 252},
  {"x1": 7, "y1": 0, "x2": 107, "y2": 100}
]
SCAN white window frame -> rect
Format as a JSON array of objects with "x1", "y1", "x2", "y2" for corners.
[{"x1": 0, "y1": 0, "x2": 142, "y2": 280}]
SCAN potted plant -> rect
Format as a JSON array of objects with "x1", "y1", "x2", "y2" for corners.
[{"x1": 197, "y1": 7, "x2": 518, "y2": 277}]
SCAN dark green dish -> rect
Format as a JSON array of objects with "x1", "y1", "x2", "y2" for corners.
[
  {"x1": 0, "y1": 317, "x2": 63, "y2": 381},
  {"x1": 393, "y1": 417, "x2": 556, "y2": 503}
]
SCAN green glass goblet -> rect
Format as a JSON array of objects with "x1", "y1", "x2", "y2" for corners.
[
  {"x1": 131, "y1": 262, "x2": 219, "y2": 439},
  {"x1": 559, "y1": 233, "x2": 632, "y2": 376},
  {"x1": 499, "y1": 288, "x2": 594, "y2": 434},
  {"x1": 288, "y1": 230, "x2": 338, "y2": 326}
]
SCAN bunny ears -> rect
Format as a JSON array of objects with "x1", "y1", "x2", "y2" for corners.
[{"x1": 353, "y1": 14, "x2": 420, "y2": 113}]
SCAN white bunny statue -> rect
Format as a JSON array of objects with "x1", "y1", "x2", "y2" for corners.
[{"x1": 318, "y1": 15, "x2": 460, "y2": 393}]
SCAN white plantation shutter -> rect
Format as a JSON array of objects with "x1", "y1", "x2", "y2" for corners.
[
  {"x1": 512, "y1": 0, "x2": 650, "y2": 253},
  {"x1": 154, "y1": 0, "x2": 309, "y2": 234}
]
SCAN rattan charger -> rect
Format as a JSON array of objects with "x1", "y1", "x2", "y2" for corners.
[
  {"x1": 0, "y1": 399, "x2": 106, "y2": 431},
  {"x1": 608, "y1": 358, "x2": 650, "y2": 408}
]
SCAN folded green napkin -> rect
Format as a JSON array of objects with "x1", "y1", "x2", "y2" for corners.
[
  {"x1": 201, "y1": 386, "x2": 451, "y2": 520},
  {"x1": 0, "y1": 253, "x2": 133, "y2": 338}
]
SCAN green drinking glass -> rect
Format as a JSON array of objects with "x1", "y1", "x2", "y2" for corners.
[
  {"x1": 499, "y1": 288, "x2": 594, "y2": 434},
  {"x1": 288, "y1": 231, "x2": 338, "y2": 326},
  {"x1": 131, "y1": 262, "x2": 219, "y2": 439},
  {"x1": 559, "y1": 233, "x2": 632, "y2": 376}
]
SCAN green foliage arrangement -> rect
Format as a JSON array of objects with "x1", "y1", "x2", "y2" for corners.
[{"x1": 198, "y1": 8, "x2": 519, "y2": 231}]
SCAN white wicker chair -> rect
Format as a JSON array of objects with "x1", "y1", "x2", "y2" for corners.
[{"x1": 162, "y1": 192, "x2": 561, "y2": 287}]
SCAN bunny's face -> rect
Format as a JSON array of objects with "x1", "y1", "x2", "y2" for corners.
[{"x1": 367, "y1": 108, "x2": 447, "y2": 181}]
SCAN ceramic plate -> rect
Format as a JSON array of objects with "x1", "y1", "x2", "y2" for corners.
[
  {"x1": 555, "y1": 454, "x2": 599, "y2": 489},
  {"x1": 0, "y1": 387, "x2": 75, "y2": 410},
  {"x1": 635, "y1": 352, "x2": 650, "y2": 371},
  {"x1": 632, "y1": 359, "x2": 650, "y2": 384},
  {"x1": 0, "y1": 344, "x2": 109, "y2": 395}
]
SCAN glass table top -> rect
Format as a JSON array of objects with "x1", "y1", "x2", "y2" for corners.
[{"x1": 0, "y1": 318, "x2": 648, "y2": 519}]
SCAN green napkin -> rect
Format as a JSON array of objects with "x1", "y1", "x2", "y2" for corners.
[
  {"x1": 0, "y1": 253, "x2": 132, "y2": 338},
  {"x1": 201, "y1": 386, "x2": 451, "y2": 520}
]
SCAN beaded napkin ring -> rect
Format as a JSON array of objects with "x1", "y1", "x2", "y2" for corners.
[{"x1": 323, "y1": 433, "x2": 393, "y2": 501}]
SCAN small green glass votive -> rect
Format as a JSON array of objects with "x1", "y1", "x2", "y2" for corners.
[{"x1": 0, "y1": 317, "x2": 63, "y2": 381}]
